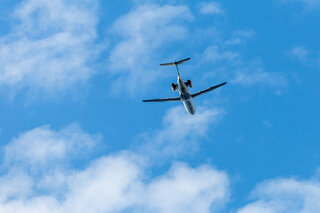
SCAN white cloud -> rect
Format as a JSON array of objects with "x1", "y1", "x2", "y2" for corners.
[
  {"x1": 194, "y1": 27, "x2": 286, "y2": 93},
  {"x1": 288, "y1": 46, "x2": 320, "y2": 67},
  {"x1": 4, "y1": 123, "x2": 101, "y2": 169},
  {"x1": 231, "y1": 62, "x2": 287, "y2": 94},
  {"x1": 145, "y1": 163, "x2": 229, "y2": 213},
  {"x1": 0, "y1": 153, "x2": 143, "y2": 213},
  {"x1": 202, "y1": 45, "x2": 239, "y2": 63},
  {"x1": 199, "y1": 2, "x2": 224, "y2": 15},
  {"x1": 137, "y1": 105, "x2": 223, "y2": 158},
  {"x1": 289, "y1": 46, "x2": 309, "y2": 61},
  {"x1": 199, "y1": 44, "x2": 286, "y2": 93},
  {"x1": 108, "y1": 4, "x2": 193, "y2": 96},
  {"x1": 225, "y1": 30, "x2": 255, "y2": 45},
  {"x1": 232, "y1": 69, "x2": 286, "y2": 89},
  {"x1": 237, "y1": 178, "x2": 320, "y2": 213},
  {"x1": 0, "y1": 171, "x2": 33, "y2": 202},
  {"x1": 62, "y1": 153, "x2": 144, "y2": 213},
  {"x1": 0, "y1": 156, "x2": 229, "y2": 213},
  {"x1": 0, "y1": 124, "x2": 229, "y2": 213},
  {"x1": 0, "y1": 0, "x2": 99, "y2": 97}
]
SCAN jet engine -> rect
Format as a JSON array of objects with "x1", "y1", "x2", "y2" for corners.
[
  {"x1": 186, "y1": 80, "x2": 193, "y2": 88},
  {"x1": 171, "y1": 83, "x2": 177, "y2": 92}
]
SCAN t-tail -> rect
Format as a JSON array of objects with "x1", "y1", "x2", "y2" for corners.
[{"x1": 160, "y1": 57, "x2": 190, "y2": 76}]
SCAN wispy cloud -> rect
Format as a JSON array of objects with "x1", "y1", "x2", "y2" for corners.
[
  {"x1": 202, "y1": 45, "x2": 240, "y2": 64},
  {"x1": 107, "y1": 4, "x2": 193, "y2": 96},
  {"x1": 136, "y1": 105, "x2": 223, "y2": 159},
  {"x1": 106, "y1": 1, "x2": 284, "y2": 97},
  {"x1": 280, "y1": 0, "x2": 320, "y2": 9},
  {"x1": 232, "y1": 65, "x2": 287, "y2": 94},
  {"x1": 289, "y1": 46, "x2": 309, "y2": 61},
  {"x1": 225, "y1": 30, "x2": 255, "y2": 46},
  {"x1": 0, "y1": 0, "x2": 99, "y2": 98},
  {"x1": 199, "y1": 2, "x2": 224, "y2": 15},
  {"x1": 191, "y1": 23, "x2": 285, "y2": 94},
  {"x1": 287, "y1": 46, "x2": 320, "y2": 67},
  {"x1": 199, "y1": 43, "x2": 286, "y2": 93}
]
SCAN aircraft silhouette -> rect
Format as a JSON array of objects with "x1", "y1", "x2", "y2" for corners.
[{"x1": 143, "y1": 58, "x2": 227, "y2": 115}]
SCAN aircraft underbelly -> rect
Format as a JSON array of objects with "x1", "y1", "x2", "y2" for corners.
[{"x1": 183, "y1": 99, "x2": 196, "y2": 115}]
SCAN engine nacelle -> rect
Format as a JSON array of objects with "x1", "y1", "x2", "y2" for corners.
[
  {"x1": 171, "y1": 83, "x2": 177, "y2": 92},
  {"x1": 186, "y1": 80, "x2": 193, "y2": 88}
]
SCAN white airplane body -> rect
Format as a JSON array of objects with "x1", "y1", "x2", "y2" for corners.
[{"x1": 143, "y1": 58, "x2": 226, "y2": 115}]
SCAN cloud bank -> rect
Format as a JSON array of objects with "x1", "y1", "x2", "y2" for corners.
[{"x1": 0, "y1": 115, "x2": 229, "y2": 213}]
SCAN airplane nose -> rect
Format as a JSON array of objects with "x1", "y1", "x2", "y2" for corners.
[{"x1": 188, "y1": 107, "x2": 196, "y2": 115}]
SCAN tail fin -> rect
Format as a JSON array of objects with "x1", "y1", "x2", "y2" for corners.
[{"x1": 160, "y1": 58, "x2": 190, "y2": 66}]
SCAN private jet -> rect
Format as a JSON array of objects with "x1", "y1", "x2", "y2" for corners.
[{"x1": 142, "y1": 58, "x2": 227, "y2": 115}]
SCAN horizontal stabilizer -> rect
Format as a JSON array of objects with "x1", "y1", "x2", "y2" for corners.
[
  {"x1": 142, "y1": 97, "x2": 181, "y2": 102},
  {"x1": 160, "y1": 58, "x2": 191, "y2": 66},
  {"x1": 191, "y1": 82, "x2": 227, "y2": 98}
]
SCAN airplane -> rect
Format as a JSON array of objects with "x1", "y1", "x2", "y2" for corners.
[{"x1": 142, "y1": 58, "x2": 227, "y2": 115}]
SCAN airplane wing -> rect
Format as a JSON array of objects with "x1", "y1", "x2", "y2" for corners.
[
  {"x1": 160, "y1": 58, "x2": 191, "y2": 66},
  {"x1": 142, "y1": 97, "x2": 181, "y2": 102},
  {"x1": 191, "y1": 82, "x2": 227, "y2": 98}
]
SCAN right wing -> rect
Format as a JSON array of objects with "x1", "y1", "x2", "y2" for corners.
[
  {"x1": 191, "y1": 82, "x2": 227, "y2": 98},
  {"x1": 142, "y1": 97, "x2": 181, "y2": 102}
]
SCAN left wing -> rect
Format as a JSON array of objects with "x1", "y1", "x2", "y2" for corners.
[
  {"x1": 191, "y1": 82, "x2": 227, "y2": 98},
  {"x1": 142, "y1": 97, "x2": 181, "y2": 102}
]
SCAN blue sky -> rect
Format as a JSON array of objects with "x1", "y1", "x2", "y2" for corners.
[{"x1": 0, "y1": 0, "x2": 320, "y2": 212}]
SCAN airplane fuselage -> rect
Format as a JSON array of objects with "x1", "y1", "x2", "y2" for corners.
[{"x1": 177, "y1": 76, "x2": 196, "y2": 115}]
